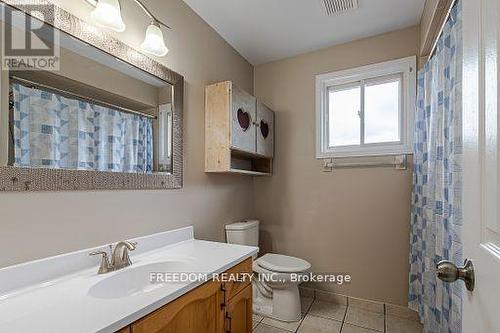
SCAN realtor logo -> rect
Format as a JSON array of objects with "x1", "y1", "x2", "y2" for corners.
[{"x1": 1, "y1": 2, "x2": 60, "y2": 70}]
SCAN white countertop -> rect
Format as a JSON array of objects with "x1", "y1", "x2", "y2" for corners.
[{"x1": 0, "y1": 226, "x2": 258, "y2": 333}]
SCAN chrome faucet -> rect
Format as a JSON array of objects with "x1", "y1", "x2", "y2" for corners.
[
  {"x1": 89, "y1": 241, "x2": 137, "y2": 274},
  {"x1": 89, "y1": 250, "x2": 112, "y2": 274},
  {"x1": 111, "y1": 241, "x2": 137, "y2": 270}
]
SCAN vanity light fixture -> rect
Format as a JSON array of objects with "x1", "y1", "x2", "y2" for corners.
[
  {"x1": 85, "y1": 0, "x2": 171, "y2": 57},
  {"x1": 141, "y1": 21, "x2": 169, "y2": 57},
  {"x1": 88, "y1": 0, "x2": 126, "y2": 32}
]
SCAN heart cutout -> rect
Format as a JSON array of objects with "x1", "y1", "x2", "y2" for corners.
[
  {"x1": 237, "y1": 108, "x2": 251, "y2": 131},
  {"x1": 260, "y1": 120, "x2": 270, "y2": 139}
]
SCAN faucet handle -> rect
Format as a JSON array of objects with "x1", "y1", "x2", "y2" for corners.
[{"x1": 89, "y1": 251, "x2": 112, "y2": 274}]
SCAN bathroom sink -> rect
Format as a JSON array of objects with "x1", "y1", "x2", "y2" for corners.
[{"x1": 88, "y1": 260, "x2": 196, "y2": 299}]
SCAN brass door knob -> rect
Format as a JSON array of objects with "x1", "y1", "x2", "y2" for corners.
[{"x1": 436, "y1": 259, "x2": 475, "y2": 291}]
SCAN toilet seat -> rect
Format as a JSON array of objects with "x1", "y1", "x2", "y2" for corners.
[{"x1": 256, "y1": 253, "x2": 311, "y2": 273}]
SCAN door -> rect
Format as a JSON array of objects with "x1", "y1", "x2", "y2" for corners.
[
  {"x1": 256, "y1": 102, "x2": 274, "y2": 158},
  {"x1": 231, "y1": 83, "x2": 256, "y2": 154},
  {"x1": 226, "y1": 284, "x2": 252, "y2": 333},
  {"x1": 131, "y1": 281, "x2": 225, "y2": 333},
  {"x1": 461, "y1": 0, "x2": 500, "y2": 331}
]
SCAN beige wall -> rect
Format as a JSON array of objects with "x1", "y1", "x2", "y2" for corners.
[
  {"x1": 0, "y1": 0, "x2": 255, "y2": 268},
  {"x1": 254, "y1": 26, "x2": 419, "y2": 306}
]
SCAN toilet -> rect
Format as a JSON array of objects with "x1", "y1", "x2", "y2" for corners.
[{"x1": 225, "y1": 220, "x2": 311, "y2": 322}]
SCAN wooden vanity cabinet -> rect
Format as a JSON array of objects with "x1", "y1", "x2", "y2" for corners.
[
  {"x1": 120, "y1": 258, "x2": 253, "y2": 333},
  {"x1": 131, "y1": 281, "x2": 225, "y2": 333},
  {"x1": 226, "y1": 285, "x2": 253, "y2": 333},
  {"x1": 205, "y1": 81, "x2": 274, "y2": 176},
  {"x1": 116, "y1": 327, "x2": 130, "y2": 333},
  {"x1": 224, "y1": 257, "x2": 253, "y2": 301}
]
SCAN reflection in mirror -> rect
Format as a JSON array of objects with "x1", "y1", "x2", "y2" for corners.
[{"x1": 0, "y1": 7, "x2": 174, "y2": 174}]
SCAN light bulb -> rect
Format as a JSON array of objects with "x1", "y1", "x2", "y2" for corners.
[
  {"x1": 90, "y1": 0, "x2": 126, "y2": 32},
  {"x1": 141, "y1": 22, "x2": 169, "y2": 57}
]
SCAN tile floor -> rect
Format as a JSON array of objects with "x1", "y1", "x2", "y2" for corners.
[{"x1": 252, "y1": 290, "x2": 423, "y2": 333}]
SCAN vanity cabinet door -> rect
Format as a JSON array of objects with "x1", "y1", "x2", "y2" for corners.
[
  {"x1": 224, "y1": 257, "x2": 252, "y2": 302},
  {"x1": 131, "y1": 281, "x2": 224, "y2": 333},
  {"x1": 256, "y1": 102, "x2": 274, "y2": 158},
  {"x1": 226, "y1": 284, "x2": 252, "y2": 333},
  {"x1": 231, "y1": 84, "x2": 256, "y2": 154}
]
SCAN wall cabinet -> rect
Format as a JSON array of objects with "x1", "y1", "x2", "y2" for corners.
[
  {"x1": 256, "y1": 102, "x2": 274, "y2": 158},
  {"x1": 205, "y1": 81, "x2": 274, "y2": 176},
  {"x1": 231, "y1": 84, "x2": 257, "y2": 153},
  {"x1": 117, "y1": 258, "x2": 253, "y2": 333}
]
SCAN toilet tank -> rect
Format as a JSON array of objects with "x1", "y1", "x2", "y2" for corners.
[{"x1": 225, "y1": 220, "x2": 259, "y2": 247}]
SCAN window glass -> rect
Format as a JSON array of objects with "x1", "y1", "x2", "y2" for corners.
[
  {"x1": 329, "y1": 85, "x2": 361, "y2": 147},
  {"x1": 364, "y1": 78, "x2": 401, "y2": 144}
]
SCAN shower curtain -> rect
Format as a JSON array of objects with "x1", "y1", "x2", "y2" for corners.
[
  {"x1": 11, "y1": 82, "x2": 154, "y2": 173},
  {"x1": 408, "y1": 2, "x2": 463, "y2": 333}
]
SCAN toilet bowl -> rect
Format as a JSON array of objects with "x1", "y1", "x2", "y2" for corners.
[
  {"x1": 252, "y1": 253, "x2": 311, "y2": 321},
  {"x1": 225, "y1": 221, "x2": 312, "y2": 322}
]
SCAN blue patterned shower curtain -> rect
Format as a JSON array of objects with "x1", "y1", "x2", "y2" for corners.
[
  {"x1": 409, "y1": 3, "x2": 463, "y2": 333},
  {"x1": 12, "y1": 82, "x2": 153, "y2": 173}
]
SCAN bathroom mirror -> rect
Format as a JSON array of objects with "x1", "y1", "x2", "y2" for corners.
[{"x1": 0, "y1": 1, "x2": 183, "y2": 191}]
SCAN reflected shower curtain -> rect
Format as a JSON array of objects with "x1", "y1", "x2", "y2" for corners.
[
  {"x1": 409, "y1": 2, "x2": 463, "y2": 333},
  {"x1": 11, "y1": 82, "x2": 153, "y2": 173}
]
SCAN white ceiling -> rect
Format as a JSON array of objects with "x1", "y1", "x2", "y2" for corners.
[{"x1": 182, "y1": 0, "x2": 426, "y2": 65}]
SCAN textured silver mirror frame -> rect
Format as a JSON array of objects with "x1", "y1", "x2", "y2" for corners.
[{"x1": 0, "y1": 0, "x2": 183, "y2": 191}]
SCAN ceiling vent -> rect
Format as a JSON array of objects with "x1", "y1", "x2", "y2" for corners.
[{"x1": 322, "y1": 0, "x2": 359, "y2": 16}]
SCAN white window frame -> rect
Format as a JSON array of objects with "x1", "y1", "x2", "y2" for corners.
[{"x1": 315, "y1": 56, "x2": 416, "y2": 158}]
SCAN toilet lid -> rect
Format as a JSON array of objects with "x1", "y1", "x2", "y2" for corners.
[{"x1": 257, "y1": 253, "x2": 311, "y2": 273}]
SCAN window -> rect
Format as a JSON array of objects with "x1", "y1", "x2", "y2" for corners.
[{"x1": 316, "y1": 57, "x2": 416, "y2": 158}]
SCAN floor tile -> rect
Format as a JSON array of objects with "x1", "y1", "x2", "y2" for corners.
[
  {"x1": 308, "y1": 300, "x2": 347, "y2": 321},
  {"x1": 344, "y1": 307, "x2": 384, "y2": 331},
  {"x1": 253, "y1": 314, "x2": 264, "y2": 329},
  {"x1": 299, "y1": 286, "x2": 315, "y2": 298},
  {"x1": 341, "y1": 323, "x2": 380, "y2": 333},
  {"x1": 386, "y1": 315, "x2": 423, "y2": 333},
  {"x1": 297, "y1": 315, "x2": 342, "y2": 333},
  {"x1": 348, "y1": 297, "x2": 384, "y2": 314},
  {"x1": 315, "y1": 290, "x2": 348, "y2": 305},
  {"x1": 262, "y1": 315, "x2": 303, "y2": 332},
  {"x1": 301, "y1": 296, "x2": 314, "y2": 314},
  {"x1": 254, "y1": 323, "x2": 290, "y2": 333},
  {"x1": 385, "y1": 304, "x2": 420, "y2": 322}
]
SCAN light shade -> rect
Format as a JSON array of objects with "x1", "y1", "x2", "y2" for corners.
[
  {"x1": 141, "y1": 23, "x2": 169, "y2": 57},
  {"x1": 90, "y1": 0, "x2": 126, "y2": 32}
]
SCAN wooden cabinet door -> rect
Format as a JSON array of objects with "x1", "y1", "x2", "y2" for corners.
[
  {"x1": 131, "y1": 281, "x2": 224, "y2": 333},
  {"x1": 226, "y1": 285, "x2": 252, "y2": 333},
  {"x1": 224, "y1": 258, "x2": 252, "y2": 302},
  {"x1": 116, "y1": 327, "x2": 130, "y2": 333},
  {"x1": 256, "y1": 102, "x2": 274, "y2": 158},
  {"x1": 231, "y1": 83, "x2": 256, "y2": 154}
]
